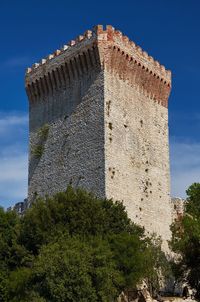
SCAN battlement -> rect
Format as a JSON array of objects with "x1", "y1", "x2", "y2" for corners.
[
  {"x1": 94, "y1": 25, "x2": 171, "y2": 83},
  {"x1": 25, "y1": 29, "x2": 97, "y2": 81},
  {"x1": 25, "y1": 25, "x2": 171, "y2": 107}
]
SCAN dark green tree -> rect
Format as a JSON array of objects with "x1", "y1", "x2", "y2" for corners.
[
  {"x1": 8, "y1": 235, "x2": 123, "y2": 302},
  {"x1": 0, "y1": 207, "x2": 30, "y2": 301},
  {"x1": 171, "y1": 183, "x2": 200, "y2": 298},
  {"x1": 0, "y1": 187, "x2": 169, "y2": 301},
  {"x1": 19, "y1": 187, "x2": 134, "y2": 254}
]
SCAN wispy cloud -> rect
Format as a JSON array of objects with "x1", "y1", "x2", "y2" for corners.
[
  {"x1": 0, "y1": 113, "x2": 28, "y2": 126},
  {"x1": 170, "y1": 138, "x2": 200, "y2": 198},
  {"x1": 170, "y1": 111, "x2": 200, "y2": 123},
  {"x1": 0, "y1": 153, "x2": 28, "y2": 207},
  {"x1": 0, "y1": 113, "x2": 28, "y2": 136},
  {"x1": 0, "y1": 112, "x2": 28, "y2": 208},
  {"x1": 0, "y1": 56, "x2": 32, "y2": 74},
  {"x1": 2, "y1": 56, "x2": 30, "y2": 68}
]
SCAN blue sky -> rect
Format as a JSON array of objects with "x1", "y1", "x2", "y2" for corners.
[{"x1": 0, "y1": 0, "x2": 200, "y2": 207}]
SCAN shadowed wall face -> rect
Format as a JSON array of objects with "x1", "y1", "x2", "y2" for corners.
[{"x1": 28, "y1": 43, "x2": 106, "y2": 203}]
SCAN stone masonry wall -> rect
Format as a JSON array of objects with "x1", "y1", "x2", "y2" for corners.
[
  {"x1": 99, "y1": 26, "x2": 172, "y2": 245},
  {"x1": 28, "y1": 54, "x2": 105, "y2": 203},
  {"x1": 104, "y1": 71, "x2": 172, "y2": 244}
]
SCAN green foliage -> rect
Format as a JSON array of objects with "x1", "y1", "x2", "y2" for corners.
[
  {"x1": 110, "y1": 233, "x2": 170, "y2": 292},
  {"x1": 0, "y1": 208, "x2": 28, "y2": 270},
  {"x1": 144, "y1": 236, "x2": 171, "y2": 292},
  {"x1": 19, "y1": 187, "x2": 134, "y2": 254},
  {"x1": 38, "y1": 124, "x2": 49, "y2": 141},
  {"x1": 0, "y1": 187, "x2": 169, "y2": 301},
  {"x1": 31, "y1": 124, "x2": 49, "y2": 158},
  {"x1": 171, "y1": 183, "x2": 200, "y2": 298},
  {"x1": 0, "y1": 271, "x2": 8, "y2": 301},
  {"x1": 34, "y1": 236, "x2": 122, "y2": 301},
  {"x1": 186, "y1": 182, "x2": 200, "y2": 216},
  {"x1": 0, "y1": 208, "x2": 30, "y2": 301},
  {"x1": 31, "y1": 144, "x2": 44, "y2": 158}
]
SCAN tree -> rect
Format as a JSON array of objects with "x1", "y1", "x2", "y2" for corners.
[
  {"x1": 19, "y1": 187, "x2": 133, "y2": 254},
  {"x1": 0, "y1": 207, "x2": 29, "y2": 301},
  {"x1": 171, "y1": 183, "x2": 200, "y2": 298},
  {"x1": 110, "y1": 233, "x2": 170, "y2": 293},
  {"x1": 8, "y1": 235, "x2": 123, "y2": 302},
  {"x1": 0, "y1": 187, "x2": 169, "y2": 301}
]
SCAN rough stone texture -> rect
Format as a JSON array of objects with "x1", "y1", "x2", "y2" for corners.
[
  {"x1": 171, "y1": 198, "x2": 185, "y2": 221},
  {"x1": 104, "y1": 70, "x2": 172, "y2": 244},
  {"x1": 28, "y1": 67, "x2": 105, "y2": 203},
  {"x1": 25, "y1": 25, "x2": 172, "y2": 247}
]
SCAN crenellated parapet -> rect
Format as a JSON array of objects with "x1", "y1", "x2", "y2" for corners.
[
  {"x1": 25, "y1": 29, "x2": 99, "y2": 102},
  {"x1": 94, "y1": 25, "x2": 171, "y2": 107},
  {"x1": 25, "y1": 25, "x2": 171, "y2": 107},
  {"x1": 94, "y1": 25, "x2": 171, "y2": 81}
]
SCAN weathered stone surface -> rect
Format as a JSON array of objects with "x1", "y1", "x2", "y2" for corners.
[
  {"x1": 171, "y1": 198, "x2": 185, "y2": 221},
  {"x1": 28, "y1": 67, "x2": 105, "y2": 202},
  {"x1": 104, "y1": 69, "x2": 171, "y2": 246}
]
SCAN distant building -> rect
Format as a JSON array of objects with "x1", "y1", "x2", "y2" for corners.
[
  {"x1": 7, "y1": 198, "x2": 28, "y2": 216},
  {"x1": 171, "y1": 197, "x2": 185, "y2": 221}
]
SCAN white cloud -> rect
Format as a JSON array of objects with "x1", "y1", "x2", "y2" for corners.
[
  {"x1": 0, "y1": 112, "x2": 28, "y2": 208},
  {"x1": 0, "y1": 153, "x2": 28, "y2": 209},
  {"x1": 0, "y1": 113, "x2": 28, "y2": 136},
  {"x1": 0, "y1": 114, "x2": 28, "y2": 127},
  {"x1": 170, "y1": 139, "x2": 200, "y2": 199},
  {"x1": 0, "y1": 154, "x2": 27, "y2": 182}
]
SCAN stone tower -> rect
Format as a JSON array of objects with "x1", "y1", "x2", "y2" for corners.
[{"x1": 25, "y1": 25, "x2": 172, "y2": 244}]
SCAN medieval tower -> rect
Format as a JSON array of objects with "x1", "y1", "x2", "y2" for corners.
[{"x1": 25, "y1": 25, "x2": 172, "y2": 244}]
